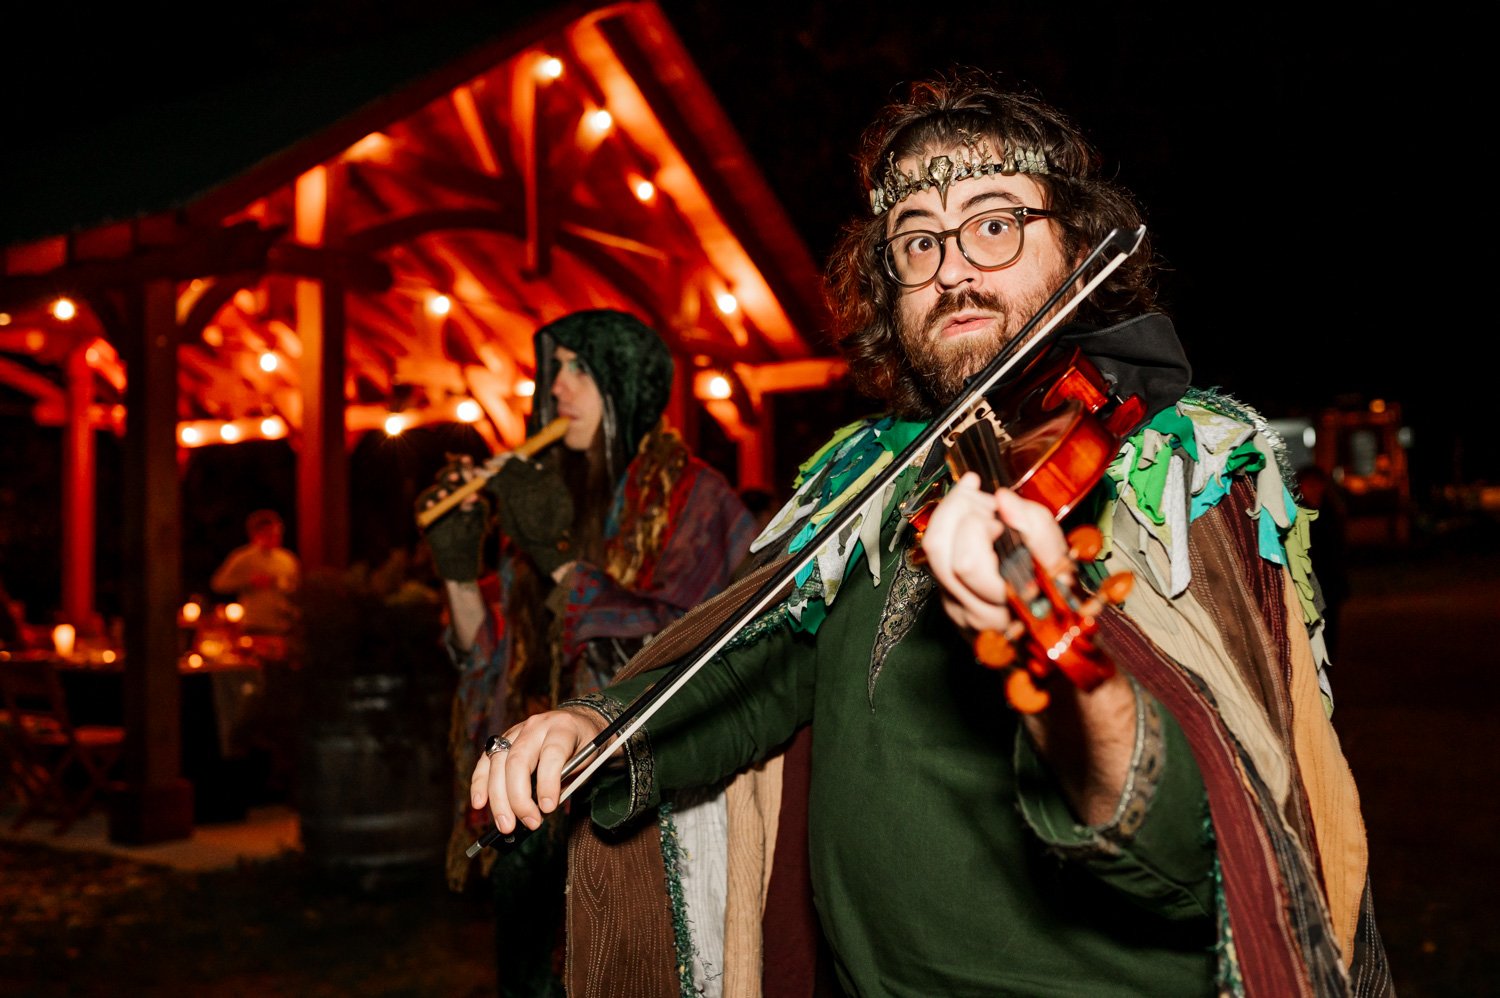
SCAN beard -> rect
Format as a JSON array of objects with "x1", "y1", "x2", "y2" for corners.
[{"x1": 895, "y1": 269, "x2": 1073, "y2": 408}]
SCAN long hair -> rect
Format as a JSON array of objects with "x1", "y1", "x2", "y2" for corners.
[
  {"x1": 825, "y1": 70, "x2": 1161, "y2": 417},
  {"x1": 504, "y1": 433, "x2": 612, "y2": 719}
]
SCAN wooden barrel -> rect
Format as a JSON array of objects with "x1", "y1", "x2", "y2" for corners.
[{"x1": 299, "y1": 673, "x2": 450, "y2": 892}]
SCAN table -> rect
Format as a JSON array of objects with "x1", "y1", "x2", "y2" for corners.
[{"x1": 36, "y1": 651, "x2": 270, "y2": 824}]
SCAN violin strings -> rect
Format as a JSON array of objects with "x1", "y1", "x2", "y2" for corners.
[{"x1": 952, "y1": 424, "x2": 1035, "y2": 600}]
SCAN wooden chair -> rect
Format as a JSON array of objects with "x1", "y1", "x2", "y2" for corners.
[{"x1": 0, "y1": 656, "x2": 125, "y2": 835}]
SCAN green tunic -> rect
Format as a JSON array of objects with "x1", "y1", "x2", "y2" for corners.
[{"x1": 590, "y1": 511, "x2": 1218, "y2": 997}]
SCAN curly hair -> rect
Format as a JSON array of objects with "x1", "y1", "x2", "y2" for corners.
[{"x1": 824, "y1": 69, "x2": 1160, "y2": 417}]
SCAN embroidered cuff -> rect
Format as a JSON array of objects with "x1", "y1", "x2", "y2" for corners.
[
  {"x1": 562, "y1": 691, "x2": 657, "y2": 825},
  {"x1": 1092, "y1": 677, "x2": 1166, "y2": 849},
  {"x1": 1017, "y1": 677, "x2": 1166, "y2": 860}
]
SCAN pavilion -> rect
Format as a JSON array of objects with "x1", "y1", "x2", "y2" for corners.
[{"x1": 0, "y1": 0, "x2": 842, "y2": 842}]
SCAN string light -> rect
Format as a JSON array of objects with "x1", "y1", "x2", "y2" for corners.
[
  {"x1": 706, "y1": 374, "x2": 732, "y2": 399},
  {"x1": 587, "y1": 109, "x2": 613, "y2": 134},
  {"x1": 633, "y1": 179, "x2": 656, "y2": 202},
  {"x1": 51, "y1": 298, "x2": 76, "y2": 321},
  {"x1": 715, "y1": 292, "x2": 739, "y2": 315},
  {"x1": 345, "y1": 132, "x2": 391, "y2": 161},
  {"x1": 537, "y1": 56, "x2": 563, "y2": 81},
  {"x1": 164, "y1": 277, "x2": 569, "y2": 448},
  {"x1": 0, "y1": 313, "x2": 10, "y2": 326}
]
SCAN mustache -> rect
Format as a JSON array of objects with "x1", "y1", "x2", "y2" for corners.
[{"x1": 922, "y1": 288, "x2": 1005, "y2": 331}]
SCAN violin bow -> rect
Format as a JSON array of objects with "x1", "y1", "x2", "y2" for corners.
[{"x1": 470, "y1": 224, "x2": 1147, "y2": 855}]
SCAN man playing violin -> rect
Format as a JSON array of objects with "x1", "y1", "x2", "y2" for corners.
[
  {"x1": 471, "y1": 76, "x2": 1392, "y2": 997},
  {"x1": 417, "y1": 308, "x2": 756, "y2": 998}
]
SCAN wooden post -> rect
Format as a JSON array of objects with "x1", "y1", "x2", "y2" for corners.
[
  {"x1": 61, "y1": 342, "x2": 95, "y2": 628},
  {"x1": 107, "y1": 278, "x2": 193, "y2": 844},
  {"x1": 294, "y1": 165, "x2": 349, "y2": 573},
  {"x1": 737, "y1": 394, "x2": 769, "y2": 491}
]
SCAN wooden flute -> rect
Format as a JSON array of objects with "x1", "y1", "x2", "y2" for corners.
[{"x1": 415, "y1": 416, "x2": 571, "y2": 528}]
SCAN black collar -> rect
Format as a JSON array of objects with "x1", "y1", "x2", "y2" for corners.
[{"x1": 1058, "y1": 313, "x2": 1191, "y2": 424}]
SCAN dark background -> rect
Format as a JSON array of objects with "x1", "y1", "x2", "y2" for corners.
[{"x1": 0, "y1": 1, "x2": 1484, "y2": 607}]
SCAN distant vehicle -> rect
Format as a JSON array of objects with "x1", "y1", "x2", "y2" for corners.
[
  {"x1": 1269, "y1": 399, "x2": 1414, "y2": 546},
  {"x1": 1316, "y1": 400, "x2": 1413, "y2": 545}
]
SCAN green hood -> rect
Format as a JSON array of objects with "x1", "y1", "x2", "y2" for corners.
[{"x1": 528, "y1": 310, "x2": 674, "y2": 478}]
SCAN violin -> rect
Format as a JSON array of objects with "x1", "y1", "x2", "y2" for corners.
[{"x1": 910, "y1": 344, "x2": 1139, "y2": 714}]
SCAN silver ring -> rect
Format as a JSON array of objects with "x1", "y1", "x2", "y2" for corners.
[{"x1": 484, "y1": 735, "x2": 512, "y2": 756}]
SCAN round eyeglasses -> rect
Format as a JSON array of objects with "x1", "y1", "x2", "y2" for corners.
[{"x1": 879, "y1": 206, "x2": 1054, "y2": 288}]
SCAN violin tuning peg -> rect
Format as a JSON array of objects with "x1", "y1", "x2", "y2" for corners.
[
  {"x1": 1065, "y1": 524, "x2": 1103, "y2": 562},
  {"x1": 1005, "y1": 669, "x2": 1050, "y2": 714},
  {"x1": 1098, "y1": 571, "x2": 1134, "y2": 606},
  {"x1": 974, "y1": 629, "x2": 1016, "y2": 669}
]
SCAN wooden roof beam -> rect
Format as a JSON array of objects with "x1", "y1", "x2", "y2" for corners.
[
  {"x1": 572, "y1": 11, "x2": 809, "y2": 359},
  {"x1": 451, "y1": 84, "x2": 506, "y2": 178},
  {"x1": 346, "y1": 142, "x2": 519, "y2": 207},
  {"x1": 738, "y1": 357, "x2": 850, "y2": 395},
  {"x1": 0, "y1": 355, "x2": 64, "y2": 405},
  {"x1": 0, "y1": 223, "x2": 282, "y2": 311},
  {"x1": 509, "y1": 58, "x2": 548, "y2": 277},
  {"x1": 266, "y1": 243, "x2": 393, "y2": 293}
]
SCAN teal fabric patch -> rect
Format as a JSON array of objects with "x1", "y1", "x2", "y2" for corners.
[
  {"x1": 1258, "y1": 505, "x2": 1285, "y2": 566},
  {"x1": 1188, "y1": 439, "x2": 1265, "y2": 520},
  {"x1": 786, "y1": 416, "x2": 924, "y2": 587},
  {"x1": 1122, "y1": 407, "x2": 1200, "y2": 526}
]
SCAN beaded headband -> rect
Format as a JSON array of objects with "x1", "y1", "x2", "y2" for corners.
[{"x1": 868, "y1": 134, "x2": 1051, "y2": 215}]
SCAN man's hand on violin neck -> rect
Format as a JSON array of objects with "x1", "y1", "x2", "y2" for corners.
[{"x1": 921, "y1": 475, "x2": 1071, "y2": 636}]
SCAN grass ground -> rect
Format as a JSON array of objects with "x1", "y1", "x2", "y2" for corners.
[{"x1": 0, "y1": 842, "x2": 494, "y2": 997}]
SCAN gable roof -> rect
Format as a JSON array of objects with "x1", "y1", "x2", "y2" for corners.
[{"x1": 0, "y1": 0, "x2": 834, "y2": 450}]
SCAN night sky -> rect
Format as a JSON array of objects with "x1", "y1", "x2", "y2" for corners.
[{"x1": 1, "y1": 1, "x2": 1479, "y2": 491}]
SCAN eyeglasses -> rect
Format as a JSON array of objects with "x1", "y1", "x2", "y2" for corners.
[{"x1": 879, "y1": 206, "x2": 1054, "y2": 288}]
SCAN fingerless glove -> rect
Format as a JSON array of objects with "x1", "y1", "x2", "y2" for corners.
[{"x1": 488, "y1": 458, "x2": 576, "y2": 578}]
